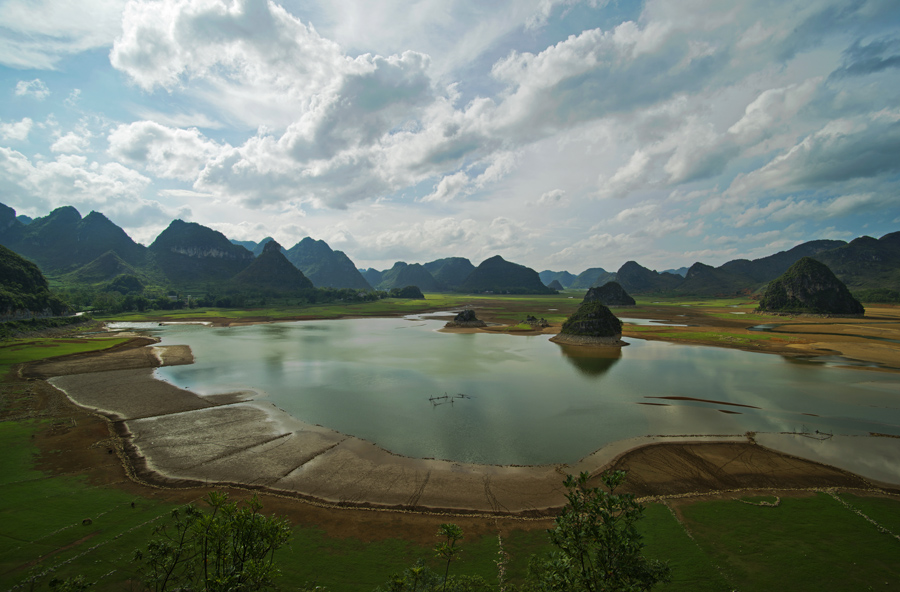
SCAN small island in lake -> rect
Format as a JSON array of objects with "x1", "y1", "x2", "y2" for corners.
[
  {"x1": 444, "y1": 308, "x2": 487, "y2": 328},
  {"x1": 550, "y1": 300, "x2": 626, "y2": 346}
]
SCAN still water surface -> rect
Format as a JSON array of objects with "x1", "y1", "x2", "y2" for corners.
[{"x1": 146, "y1": 316, "x2": 900, "y2": 465}]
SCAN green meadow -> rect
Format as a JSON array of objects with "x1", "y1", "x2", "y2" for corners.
[{"x1": 98, "y1": 293, "x2": 583, "y2": 325}]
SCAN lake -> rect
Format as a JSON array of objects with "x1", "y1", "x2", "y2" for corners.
[{"x1": 139, "y1": 315, "x2": 900, "y2": 466}]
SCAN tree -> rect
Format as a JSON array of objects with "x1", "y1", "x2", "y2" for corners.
[
  {"x1": 134, "y1": 492, "x2": 292, "y2": 592},
  {"x1": 435, "y1": 523, "x2": 463, "y2": 591},
  {"x1": 375, "y1": 524, "x2": 491, "y2": 592},
  {"x1": 528, "y1": 471, "x2": 670, "y2": 592}
]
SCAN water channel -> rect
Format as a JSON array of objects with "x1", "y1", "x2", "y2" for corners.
[{"x1": 136, "y1": 315, "x2": 900, "y2": 466}]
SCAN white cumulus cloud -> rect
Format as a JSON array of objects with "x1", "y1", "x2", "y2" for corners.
[
  {"x1": 0, "y1": 118, "x2": 33, "y2": 141},
  {"x1": 14, "y1": 79, "x2": 50, "y2": 100}
]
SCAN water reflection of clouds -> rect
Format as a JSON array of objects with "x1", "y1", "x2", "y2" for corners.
[
  {"x1": 151, "y1": 319, "x2": 900, "y2": 465},
  {"x1": 756, "y1": 434, "x2": 900, "y2": 483}
]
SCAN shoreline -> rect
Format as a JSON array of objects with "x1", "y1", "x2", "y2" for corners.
[{"x1": 28, "y1": 334, "x2": 900, "y2": 514}]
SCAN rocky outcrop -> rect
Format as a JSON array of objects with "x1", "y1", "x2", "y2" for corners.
[
  {"x1": 550, "y1": 301, "x2": 625, "y2": 346},
  {"x1": 444, "y1": 309, "x2": 486, "y2": 328},
  {"x1": 757, "y1": 257, "x2": 864, "y2": 316},
  {"x1": 389, "y1": 285, "x2": 425, "y2": 299},
  {"x1": 583, "y1": 281, "x2": 635, "y2": 306},
  {"x1": 523, "y1": 315, "x2": 549, "y2": 328}
]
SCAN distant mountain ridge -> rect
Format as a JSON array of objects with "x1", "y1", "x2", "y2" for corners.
[
  {"x1": 423, "y1": 257, "x2": 475, "y2": 290},
  {"x1": 566, "y1": 234, "x2": 898, "y2": 299},
  {"x1": 284, "y1": 237, "x2": 370, "y2": 290},
  {"x1": 149, "y1": 220, "x2": 255, "y2": 284},
  {"x1": 539, "y1": 270, "x2": 577, "y2": 288},
  {"x1": 1, "y1": 202, "x2": 897, "y2": 299},
  {"x1": 458, "y1": 255, "x2": 556, "y2": 294},
  {"x1": 377, "y1": 262, "x2": 440, "y2": 292},
  {"x1": 569, "y1": 267, "x2": 617, "y2": 290},
  {"x1": 0, "y1": 204, "x2": 147, "y2": 272},
  {"x1": 233, "y1": 240, "x2": 314, "y2": 293}
]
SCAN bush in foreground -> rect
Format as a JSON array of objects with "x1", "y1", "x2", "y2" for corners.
[{"x1": 526, "y1": 471, "x2": 671, "y2": 592}]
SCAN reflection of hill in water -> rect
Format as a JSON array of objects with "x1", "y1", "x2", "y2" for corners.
[{"x1": 557, "y1": 345, "x2": 622, "y2": 377}]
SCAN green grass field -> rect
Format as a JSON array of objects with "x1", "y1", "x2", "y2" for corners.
[
  {"x1": 679, "y1": 494, "x2": 900, "y2": 591},
  {"x1": 0, "y1": 337, "x2": 129, "y2": 371},
  {"x1": 100, "y1": 293, "x2": 583, "y2": 326}
]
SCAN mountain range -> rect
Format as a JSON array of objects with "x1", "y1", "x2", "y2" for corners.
[
  {"x1": 538, "y1": 234, "x2": 899, "y2": 300},
  {"x1": 1, "y1": 202, "x2": 897, "y2": 300}
]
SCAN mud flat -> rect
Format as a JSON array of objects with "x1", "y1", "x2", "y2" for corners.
[{"x1": 27, "y1": 339, "x2": 897, "y2": 515}]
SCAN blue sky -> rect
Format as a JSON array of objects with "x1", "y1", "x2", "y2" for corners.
[{"x1": 1, "y1": 0, "x2": 899, "y2": 274}]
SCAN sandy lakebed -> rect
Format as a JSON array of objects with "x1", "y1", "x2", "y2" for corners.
[{"x1": 21, "y1": 304, "x2": 900, "y2": 515}]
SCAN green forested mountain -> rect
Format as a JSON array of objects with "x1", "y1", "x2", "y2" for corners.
[
  {"x1": 718, "y1": 240, "x2": 846, "y2": 284},
  {"x1": 230, "y1": 238, "x2": 259, "y2": 252},
  {"x1": 583, "y1": 281, "x2": 635, "y2": 306},
  {"x1": 0, "y1": 203, "x2": 25, "y2": 245},
  {"x1": 615, "y1": 261, "x2": 683, "y2": 294},
  {"x1": 557, "y1": 301, "x2": 622, "y2": 338},
  {"x1": 148, "y1": 220, "x2": 255, "y2": 285},
  {"x1": 284, "y1": 237, "x2": 370, "y2": 290},
  {"x1": 361, "y1": 268, "x2": 382, "y2": 288},
  {"x1": 1, "y1": 202, "x2": 897, "y2": 300},
  {"x1": 457, "y1": 255, "x2": 555, "y2": 294},
  {"x1": 0, "y1": 245, "x2": 68, "y2": 319},
  {"x1": 569, "y1": 267, "x2": 616, "y2": 290},
  {"x1": 675, "y1": 262, "x2": 758, "y2": 296},
  {"x1": 376, "y1": 262, "x2": 440, "y2": 291},
  {"x1": 423, "y1": 257, "x2": 475, "y2": 290},
  {"x1": 663, "y1": 266, "x2": 689, "y2": 277},
  {"x1": 228, "y1": 237, "x2": 276, "y2": 257},
  {"x1": 814, "y1": 233, "x2": 900, "y2": 292},
  {"x1": 0, "y1": 205, "x2": 147, "y2": 272},
  {"x1": 232, "y1": 240, "x2": 314, "y2": 293},
  {"x1": 596, "y1": 236, "x2": 892, "y2": 298},
  {"x1": 539, "y1": 270, "x2": 577, "y2": 288},
  {"x1": 757, "y1": 257, "x2": 865, "y2": 315},
  {"x1": 60, "y1": 251, "x2": 147, "y2": 285}
]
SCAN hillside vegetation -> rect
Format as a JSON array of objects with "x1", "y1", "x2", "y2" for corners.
[
  {"x1": 0, "y1": 245, "x2": 68, "y2": 320},
  {"x1": 757, "y1": 257, "x2": 865, "y2": 315}
]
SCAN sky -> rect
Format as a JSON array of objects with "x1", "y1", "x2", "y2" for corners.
[{"x1": 1, "y1": 0, "x2": 899, "y2": 274}]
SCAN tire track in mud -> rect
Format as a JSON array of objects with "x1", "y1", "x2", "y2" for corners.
[
  {"x1": 278, "y1": 438, "x2": 348, "y2": 479},
  {"x1": 405, "y1": 471, "x2": 431, "y2": 508},
  {"x1": 483, "y1": 476, "x2": 510, "y2": 514}
]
